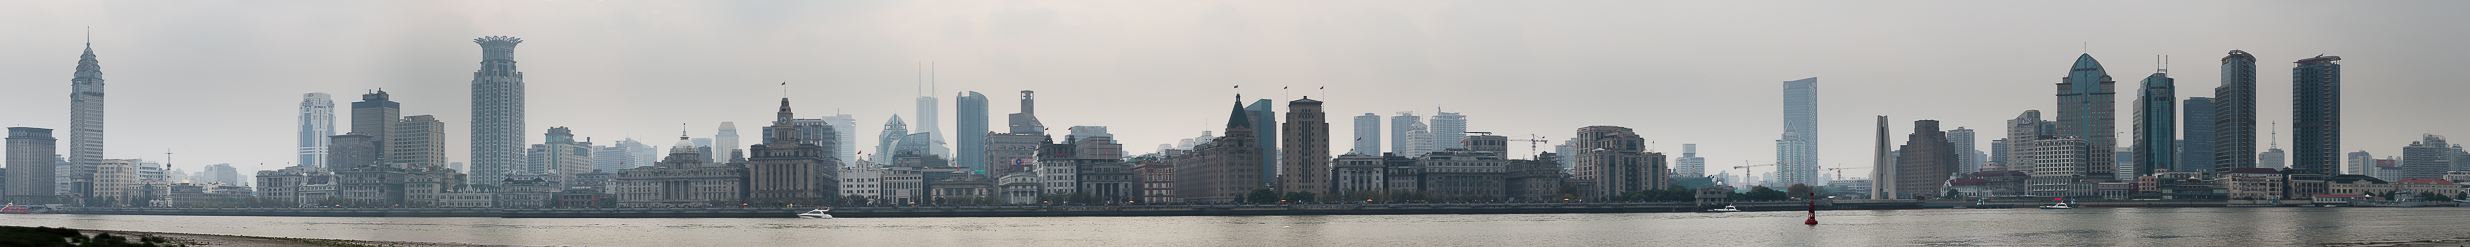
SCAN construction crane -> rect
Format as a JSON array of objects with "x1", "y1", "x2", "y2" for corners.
[
  {"x1": 1825, "y1": 166, "x2": 1871, "y2": 180},
  {"x1": 1734, "y1": 159, "x2": 1818, "y2": 186},
  {"x1": 1507, "y1": 134, "x2": 1551, "y2": 157}
]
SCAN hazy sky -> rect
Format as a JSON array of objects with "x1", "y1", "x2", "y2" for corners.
[{"x1": 3, "y1": 1, "x2": 2466, "y2": 178}]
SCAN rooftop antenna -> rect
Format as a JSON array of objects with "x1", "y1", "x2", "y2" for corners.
[
  {"x1": 916, "y1": 62, "x2": 923, "y2": 97},
  {"x1": 930, "y1": 62, "x2": 937, "y2": 97},
  {"x1": 2270, "y1": 122, "x2": 2278, "y2": 149}
]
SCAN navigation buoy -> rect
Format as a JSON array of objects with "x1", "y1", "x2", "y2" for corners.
[{"x1": 1803, "y1": 193, "x2": 1819, "y2": 225}]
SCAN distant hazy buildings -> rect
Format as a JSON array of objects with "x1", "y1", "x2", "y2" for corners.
[
  {"x1": 1430, "y1": 112, "x2": 1467, "y2": 153},
  {"x1": 1390, "y1": 113, "x2": 1421, "y2": 156},
  {"x1": 818, "y1": 114, "x2": 858, "y2": 164},
  {"x1": 1779, "y1": 77, "x2": 1821, "y2": 187},
  {"x1": 2403, "y1": 135, "x2": 2451, "y2": 179},
  {"x1": 1948, "y1": 127, "x2": 1977, "y2": 173},
  {"x1": 2290, "y1": 55, "x2": 2344, "y2": 177},
  {"x1": 2132, "y1": 69, "x2": 2176, "y2": 177},
  {"x1": 391, "y1": 115, "x2": 448, "y2": 169},
  {"x1": 2346, "y1": 151, "x2": 2374, "y2": 175},
  {"x1": 715, "y1": 122, "x2": 740, "y2": 163},
  {"x1": 1677, "y1": 144, "x2": 1706, "y2": 177},
  {"x1": 873, "y1": 116, "x2": 906, "y2": 163},
  {"x1": 1353, "y1": 113, "x2": 1380, "y2": 155},
  {"x1": 470, "y1": 36, "x2": 528, "y2": 187},
  {"x1": 352, "y1": 91, "x2": 400, "y2": 162},
  {"x1": 2215, "y1": 50, "x2": 2260, "y2": 174},
  {"x1": 298, "y1": 93, "x2": 335, "y2": 168},
  {"x1": 2179, "y1": 97, "x2": 2216, "y2": 173}
]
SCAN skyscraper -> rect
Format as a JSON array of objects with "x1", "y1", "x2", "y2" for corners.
[
  {"x1": 1895, "y1": 120, "x2": 1957, "y2": 199},
  {"x1": 6, "y1": 127, "x2": 57, "y2": 203},
  {"x1": 1278, "y1": 97, "x2": 1329, "y2": 195},
  {"x1": 2132, "y1": 70, "x2": 2175, "y2": 177},
  {"x1": 1948, "y1": 127, "x2": 1977, "y2": 173},
  {"x1": 2003, "y1": 110, "x2": 2057, "y2": 169},
  {"x1": 917, "y1": 94, "x2": 949, "y2": 159},
  {"x1": 2055, "y1": 54, "x2": 2118, "y2": 175},
  {"x1": 2179, "y1": 97, "x2": 2216, "y2": 173},
  {"x1": 1390, "y1": 113, "x2": 1420, "y2": 155},
  {"x1": 956, "y1": 91, "x2": 989, "y2": 171},
  {"x1": 715, "y1": 122, "x2": 739, "y2": 163},
  {"x1": 1779, "y1": 77, "x2": 1821, "y2": 187},
  {"x1": 470, "y1": 36, "x2": 527, "y2": 186},
  {"x1": 298, "y1": 93, "x2": 335, "y2": 168},
  {"x1": 819, "y1": 114, "x2": 859, "y2": 163},
  {"x1": 67, "y1": 41, "x2": 106, "y2": 201},
  {"x1": 1430, "y1": 111, "x2": 1467, "y2": 152},
  {"x1": 1245, "y1": 99, "x2": 1278, "y2": 186},
  {"x1": 2214, "y1": 50, "x2": 2259, "y2": 174},
  {"x1": 1353, "y1": 113, "x2": 1380, "y2": 155},
  {"x1": 2291, "y1": 55, "x2": 2343, "y2": 177},
  {"x1": 391, "y1": 115, "x2": 447, "y2": 169},
  {"x1": 351, "y1": 90, "x2": 400, "y2": 161},
  {"x1": 538, "y1": 127, "x2": 593, "y2": 182}
]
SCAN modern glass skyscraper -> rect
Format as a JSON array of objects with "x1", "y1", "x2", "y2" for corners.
[
  {"x1": 956, "y1": 91, "x2": 988, "y2": 171},
  {"x1": 2132, "y1": 70, "x2": 2175, "y2": 177},
  {"x1": 2179, "y1": 97, "x2": 2215, "y2": 173},
  {"x1": 1353, "y1": 113, "x2": 1379, "y2": 155},
  {"x1": 874, "y1": 115, "x2": 906, "y2": 162},
  {"x1": 2291, "y1": 55, "x2": 2343, "y2": 177},
  {"x1": 820, "y1": 114, "x2": 858, "y2": 163},
  {"x1": 67, "y1": 41, "x2": 106, "y2": 200},
  {"x1": 2214, "y1": 50, "x2": 2259, "y2": 174},
  {"x1": 298, "y1": 93, "x2": 335, "y2": 168},
  {"x1": 1431, "y1": 111, "x2": 1467, "y2": 151},
  {"x1": 1779, "y1": 78, "x2": 1820, "y2": 187},
  {"x1": 1245, "y1": 99, "x2": 1278, "y2": 186},
  {"x1": 469, "y1": 36, "x2": 527, "y2": 186},
  {"x1": 2056, "y1": 54, "x2": 2118, "y2": 176},
  {"x1": 916, "y1": 95, "x2": 949, "y2": 158}
]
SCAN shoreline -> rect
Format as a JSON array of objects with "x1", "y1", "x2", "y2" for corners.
[{"x1": 83, "y1": 229, "x2": 503, "y2": 247}]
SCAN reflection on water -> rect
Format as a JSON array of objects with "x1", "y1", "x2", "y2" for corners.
[{"x1": 4, "y1": 207, "x2": 2465, "y2": 246}]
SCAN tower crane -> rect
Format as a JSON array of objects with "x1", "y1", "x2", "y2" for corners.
[
  {"x1": 1507, "y1": 134, "x2": 1551, "y2": 157},
  {"x1": 1825, "y1": 166, "x2": 1871, "y2": 180},
  {"x1": 1735, "y1": 159, "x2": 1819, "y2": 186}
]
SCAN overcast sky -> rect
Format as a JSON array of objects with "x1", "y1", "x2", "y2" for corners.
[{"x1": 3, "y1": 1, "x2": 2465, "y2": 177}]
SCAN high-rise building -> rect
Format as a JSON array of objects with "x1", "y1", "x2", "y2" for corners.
[
  {"x1": 916, "y1": 94, "x2": 949, "y2": 159},
  {"x1": 2114, "y1": 146, "x2": 2134, "y2": 178},
  {"x1": 593, "y1": 145, "x2": 633, "y2": 173},
  {"x1": 2214, "y1": 50, "x2": 2260, "y2": 174},
  {"x1": 1008, "y1": 91, "x2": 1045, "y2": 135},
  {"x1": 2402, "y1": 134, "x2": 2450, "y2": 179},
  {"x1": 1390, "y1": 112, "x2": 1421, "y2": 155},
  {"x1": 762, "y1": 119, "x2": 841, "y2": 168},
  {"x1": 2179, "y1": 97, "x2": 2216, "y2": 173},
  {"x1": 298, "y1": 93, "x2": 335, "y2": 168},
  {"x1": 6, "y1": 127, "x2": 58, "y2": 203},
  {"x1": 747, "y1": 98, "x2": 840, "y2": 205},
  {"x1": 1779, "y1": 77, "x2": 1821, "y2": 187},
  {"x1": 537, "y1": 127, "x2": 593, "y2": 182},
  {"x1": 1948, "y1": 127, "x2": 1977, "y2": 173},
  {"x1": 329, "y1": 134, "x2": 381, "y2": 169},
  {"x1": 2024, "y1": 136, "x2": 2097, "y2": 196},
  {"x1": 1177, "y1": 97, "x2": 1265, "y2": 203},
  {"x1": 391, "y1": 115, "x2": 448, "y2": 169},
  {"x1": 2055, "y1": 54, "x2": 2119, "y2": 176},
  {"x1": 956, "y1": 91, "x2": 989, "y2": 171},
  {"x1": 1245, "y1": 100, "x2": 1278, "y2": 186},
  {"x1": 2132, "y1": 70, "x2": 2175, "y2": 177},
  {"x1": 715, "y1": 122, "x2": 741, "y2": 163},
  {"x1": 2003, "y1": 110, "x2": 2058, "y2": 171},
  {"x1": 1894, "y1": 120, "x2": 1957, "y2": 199},
  {"x1": 874, "y1": 115, "x2": 907, "y2": 162},
  {"x1": 1353, "y1": 113, "x2": 1380, "y2": 155},
  {"x1": 67, "y1": 41, "x2": 106, "y2": 202},
  {"x1": 2261, "y1": 144, "x2": 2287, "y2": 169},
  {"x1": 351, "y1": 90, "x2": 401, "y2": 163},
  {"x1": 1430, "y1": 111, "x2": 1467, "y2": 152},
  {"x1": 1677, "y1": 144, "x2": 1706, "y2": 177},
  {"x1": 2291, "y1": 55, "x2": 2343, "y2": 177},
  {"x1": 1278, "y1": 97, "x2": 1329, "y2": 195},
  {"x1": 2346, "y1": 151, "x2": 2373, "y2": 175},
  {"x1": 819, "y1": 114, "x2": 859, "y2": 164},
  {"x1": 1403, "y1": 122, "x2": 1433, "y2": 156},
  {"x1": 203, "y1": 163, "x2": 242, "y2": 186},
  {"x1": 469, "y1": 36, "x2": 528, "y2": 186},
  {"x1": 1573, "y1": 126, "x2": 1666, "y2": 200}
]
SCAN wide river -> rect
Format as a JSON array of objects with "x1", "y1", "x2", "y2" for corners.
[{"x1": 4, "y1": 207, "x2": 2468, "y2": 246}]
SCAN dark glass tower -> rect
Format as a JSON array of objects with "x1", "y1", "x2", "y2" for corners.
[
  {"x1": 2056, "y1": 54, "x2": 2117, "y2": 176},
  {"x1": 2132, "y1": 71, "x2": 2174, "y2": 177},
  {"x1": 2178, "y1": 97, "x2": 2215, "y2": 173},
  {"x1": 1245, "y1": 99, "x2": 1277, "y2": 186},
  {"x1": 2291, "y1": 55, "x2": 2343, "y2": 176},
  {"x1": 956, "y1": 91, "x2": 988, "y2": 171},
  {"x1": 470, "y1": 36, "x2": 527, "y2": 186},
  {"x1": 2213, "y1": 50, "x2": 2258, "y2": 174}
]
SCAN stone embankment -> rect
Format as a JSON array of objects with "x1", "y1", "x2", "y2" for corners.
[{"x1": 59, "y1": 200, "x2": 1920, "y2": 218}]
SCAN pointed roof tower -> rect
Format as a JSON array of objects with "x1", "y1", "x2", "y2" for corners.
[{"x1": 1226, "y1": 95, "x2": 1252, "y2": 129}]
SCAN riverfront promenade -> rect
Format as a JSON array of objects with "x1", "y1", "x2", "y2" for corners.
[{"x1": 55, "y1": 200, "x2": 1924, "y2": 218}]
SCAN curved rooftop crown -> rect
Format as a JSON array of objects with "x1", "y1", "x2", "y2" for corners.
[
  {"x1": 2070, "y1": 54, "x2": 2105, "y2": 72},
  {"x1": 473, "y1": 36, "x2": 524, "y2": 46},
  {"x1": 74, "y1": 44, "x2": 102, "y2": 79},
  {"x1": 2223, "y1": 50, "x2": 2256, "y2": 62}
]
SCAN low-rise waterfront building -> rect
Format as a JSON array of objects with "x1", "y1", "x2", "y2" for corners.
[
  {"x1": 2223, "y1": 168, "x2": 2285, "y2": 200},
  {"x1": 613, "y1": 136, "x2": 749, "y2": 207}
]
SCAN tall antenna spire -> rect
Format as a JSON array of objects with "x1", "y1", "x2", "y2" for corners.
[
  {"x1": 2270, "y1": 122, "x2": 2278, "y2": 148},
  {"x1": 916, "y1": 62, "x2": 923, "y2": 97},
  {"x1": 930, "y1": 62, "x2": 937, "y2": 96}
]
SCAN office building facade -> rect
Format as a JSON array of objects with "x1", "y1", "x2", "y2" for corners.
[
  {"x1": 2291, "y1": 55, "x2": 2344, "y2": 177},
  {"x1": 2132, "y1": 71, "x2": 2175, "y2": 177},
  {"x1": 299, "y1": 93, "x2": 335, "y2": 168},
  {"x1": 2215, "y1": 50, "x2": 2259, "y2": 174},
  {"x1": 470, "y1": 36, "x2": 528, "y2": 186}
]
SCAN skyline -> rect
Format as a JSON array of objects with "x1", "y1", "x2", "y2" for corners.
[{"x1": 6, "y1": 1, "x2": 2470, "y2": 178}]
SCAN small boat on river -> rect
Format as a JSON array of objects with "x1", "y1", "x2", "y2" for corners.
[
  {"x1": 1707, "y1": 205, "x2": 1743, "y2": 212},
  {"x1": 797, "y1": 208, "x2": 833, "y2": 219},
  {"x1": 2039, "y1": 202, "x2": 2074, "y2": 209}
]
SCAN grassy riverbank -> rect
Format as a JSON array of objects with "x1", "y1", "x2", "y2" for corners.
[{"x1": 1, "y1": 226, "x2": 497, "y2": 247}]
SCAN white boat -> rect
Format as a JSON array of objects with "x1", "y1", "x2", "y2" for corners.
[
  {"x1": 1707, "y1": 205, "x2": 1742, "y2": 212},
  {"x1": 797, "y1": 208, "x2": 833, "y2": 219},
  {"x1": 2039, "y1": 203, "x2": 2073, "y2": 209}
]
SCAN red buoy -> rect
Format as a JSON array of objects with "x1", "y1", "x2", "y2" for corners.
[{"x1": 1803, "y1": 193, "x2": 1819, "y2": 225}]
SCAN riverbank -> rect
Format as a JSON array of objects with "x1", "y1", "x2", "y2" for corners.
[
  {"x1": 55, "y1": 200, "x2": 1918, "y2": 218},
  {"x1": 15, "y1": 226, "x2": 499, "y2": 247}
]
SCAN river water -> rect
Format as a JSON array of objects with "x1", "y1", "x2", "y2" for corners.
[{"x1": 3, "y1": 207, "x2": 2466, "y2": 246}]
